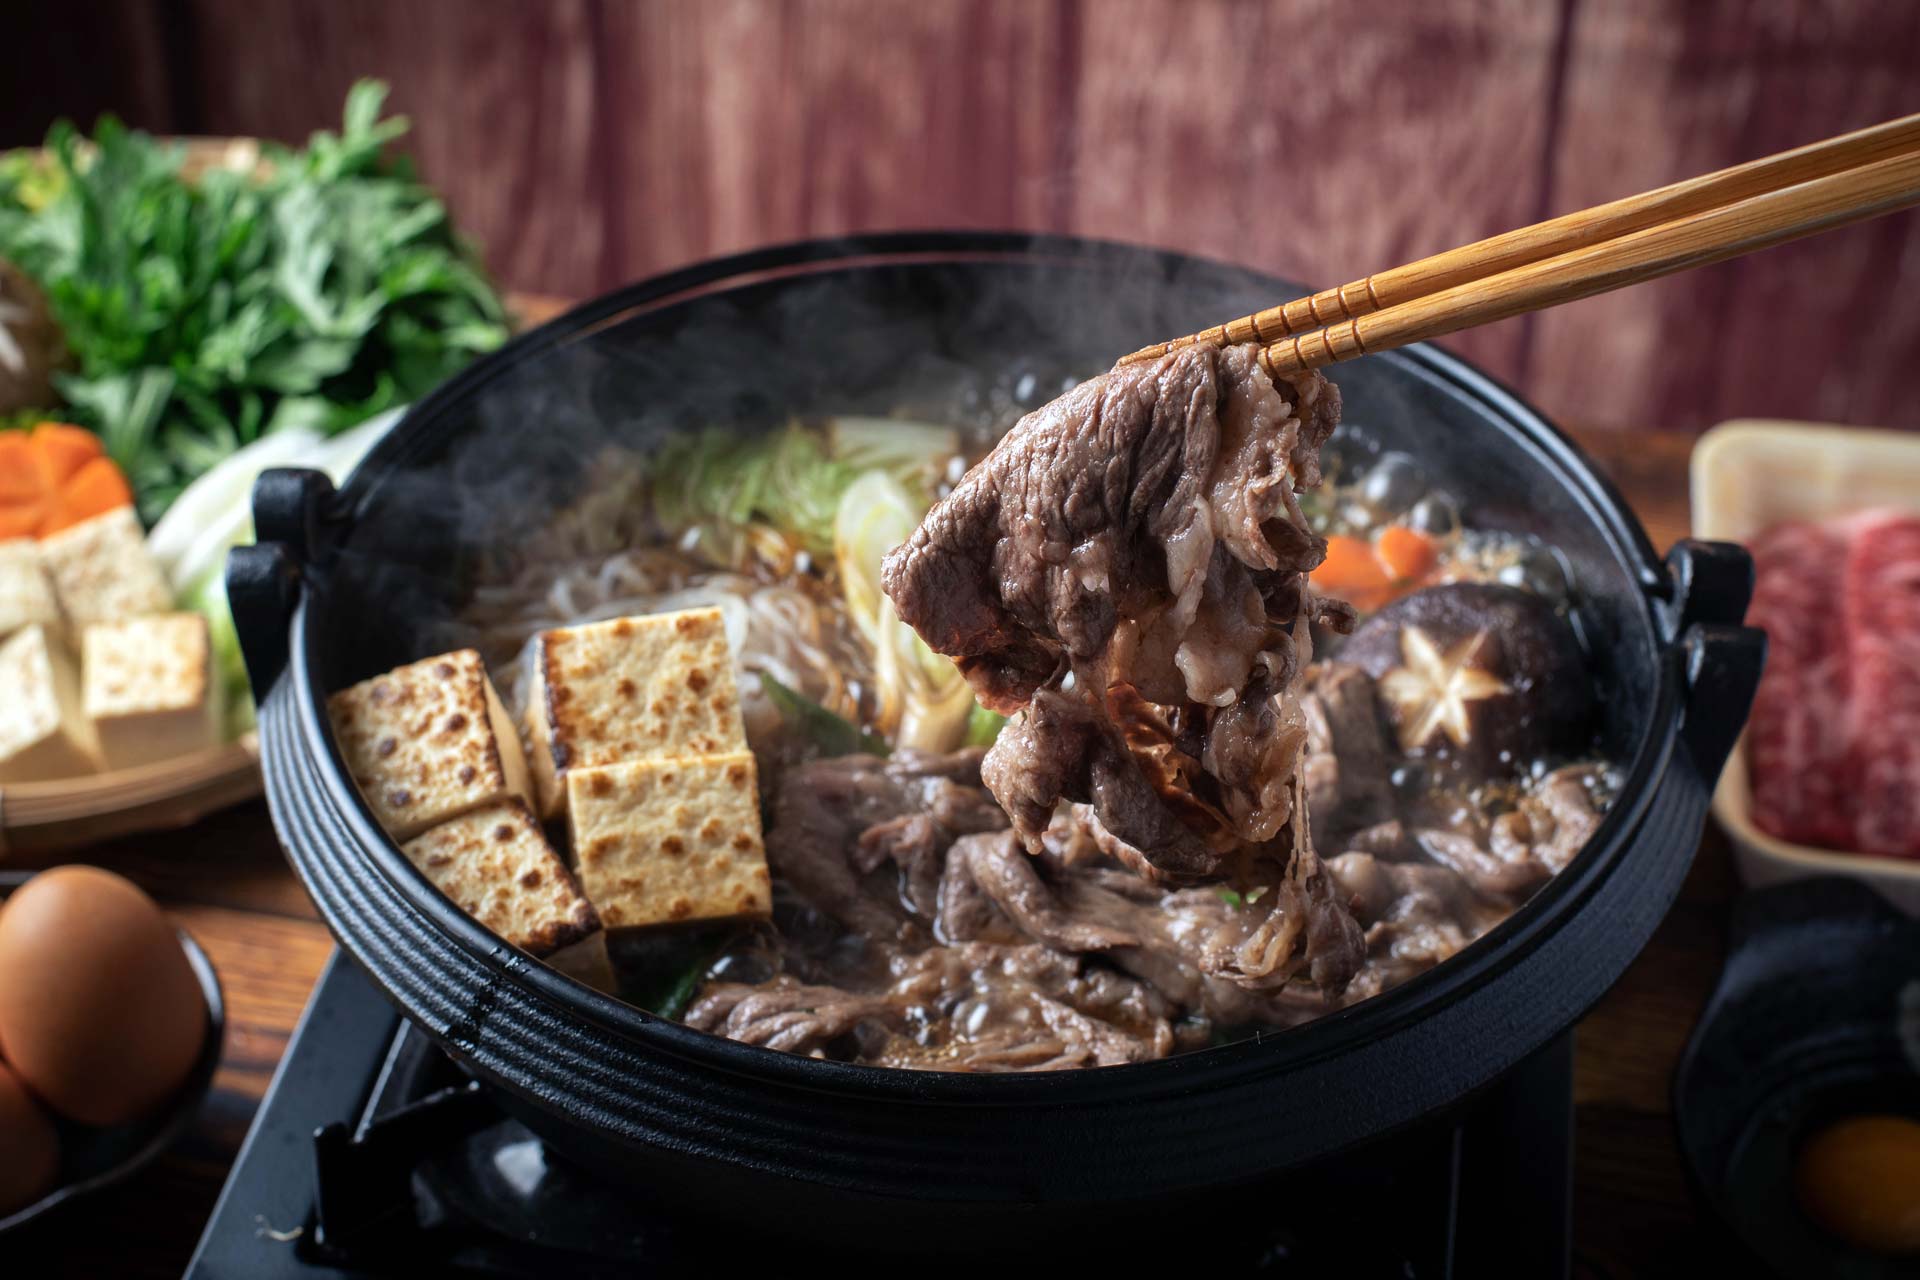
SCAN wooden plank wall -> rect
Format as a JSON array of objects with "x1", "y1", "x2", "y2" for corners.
[{"x1": 4, "y1": 0, "x2": 1918, "y2": 433}]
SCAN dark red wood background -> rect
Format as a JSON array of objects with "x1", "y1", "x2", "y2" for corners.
[{"x1": 6, "y1": 0, "x2": 1919, "y2": 433}]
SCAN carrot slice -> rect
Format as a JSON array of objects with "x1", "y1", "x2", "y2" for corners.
[
  {"x1": 0, "y1": 502, "x2": 45, "y2": 541},
  {"x1": 0, "y1": 433, "x2": 38, "y2": 505},
  {"x1": 1312, "y1": 534, "x2": 1394, "y2": 610},
  {"x1": 39, "y1": 456, "x2": 134, "y2": 535},
  {"x1": 1375, "y1": 525, "x2": 1439, "y2": 583},
  {"x1": 32, "y1": 422, "x2": 106, "y2": 487}
]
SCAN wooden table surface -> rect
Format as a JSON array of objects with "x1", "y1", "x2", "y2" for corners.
[{"x1": 11, "y1": 426, "x2": 1721, "y2": 1280}]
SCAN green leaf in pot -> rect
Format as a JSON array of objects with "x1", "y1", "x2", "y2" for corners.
[{"x1": 760, "y1": 673, "x2": 889, "y2": 758}]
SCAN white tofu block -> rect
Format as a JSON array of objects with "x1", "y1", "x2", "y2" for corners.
[
  {"x1": 0, "y1": 625, "x2": 102, "y2": 782},
  {"x1": 0, "y1": 539, "x2": 61, "y2": 639},
  {"x1": 82, "y1": 612, "x2": 220, "y2": 771},
  {"x1": 39, "y1": 507, "x2": 172, "y2": 628},
  {"x1": 525, "y1": 607, "x2": 748, "y2": 818},
  {"x1": 567, "y1": 753, "x2": 771, "y2": 931},
  {"x1": 401, "y1": 800, "x2": 599, "y2": 957},
  {"x1": 327, "y1": 649, "x2": 534, "y2": 842}
]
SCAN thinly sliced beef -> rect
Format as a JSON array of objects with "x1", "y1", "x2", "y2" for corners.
[
  {"x1": 1746, "y1": 511, "x2": 1920, "y2": 858},
  {"x1": 943, "y1": 813, "x2": 1362, "y2": 1016},
  {"x1": 692, "y1": 942, "x2": 1179, "y2": 1070},
  {"x1": 883, "y1": 342, "x2": 1344, "y2": 885},
  {"x1": 765, "y1": 749, "x2": 1006, "y2": 940},
  {"x1": 940, "y1": 831, "x2": 1137, "y2": 953},
  {"x1": 1488, "y1": 766, "x2": 1605, "y2": 876},
  {"x1": 1841, "y1": 513, "x2": 1920, "y2": 857},
  {"x1": 685, "y1": 980, "x2": 895, "y2": 1056},
  {"x1": 1416, "y1": 764, "x2": 1604, "y2": 896},
  {"x1": 1324, "y1": 852, "x2": 1510, "y2": 1002},
  {"x1": 1301, "y1": 662, "x2": 1397, "y2": 846},
  {"x1": 1744, "y1": 520, "x2": 1853, "y2": 848}
]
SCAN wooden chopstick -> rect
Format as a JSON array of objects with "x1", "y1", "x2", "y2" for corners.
[
  {"x1": 1121, "y1": 112, "x2": 1920, "y2": 368},
  {"x1": 1258, "y1": 144, "x2": 1920, "y2": 376}
]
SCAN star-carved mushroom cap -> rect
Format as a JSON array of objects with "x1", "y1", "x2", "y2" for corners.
[
  {"x1": 1377, "y1": 625, "x2": 1511, "y2": 752},
  {"x1": 1336, "y1": 582, "x2": 1594, "y2": 772}
]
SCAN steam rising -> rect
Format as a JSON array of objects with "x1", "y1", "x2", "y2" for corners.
[{"x1": 308, "y1": 240, "x2": 1631, "y2": 757}]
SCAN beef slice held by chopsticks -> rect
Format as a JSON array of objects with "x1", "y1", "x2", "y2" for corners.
[{"x1": 882, "y1": 342, "x2": 1349, "y2": 888}]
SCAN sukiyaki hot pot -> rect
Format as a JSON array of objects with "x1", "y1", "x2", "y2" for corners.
[{"x1": 230, "y1": 233, "x2": 1763, "y2": 1247}]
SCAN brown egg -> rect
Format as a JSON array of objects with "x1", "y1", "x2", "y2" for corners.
[
  {"x1": 1796, "y1": 1114, "x2": 1920, "y2": 1255},
  {"x1": 0, "y1": 867, "x2": 206, "y2": 1127},
  {"x1": 0, "y1": 1060, "x2": 60, "y2": 1214}
]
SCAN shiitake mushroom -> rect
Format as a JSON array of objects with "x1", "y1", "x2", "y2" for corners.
[
  {"x1": 0, "y1": 260, "x2": 61, "y2": 415},
  {"x1": 1335, "y1": 582, "x2": 1593, "y2": 773}
]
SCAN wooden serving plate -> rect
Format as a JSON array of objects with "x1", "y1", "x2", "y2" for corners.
[{"x1": 0, "y1": 736, "x2": 262, "y2": 857}]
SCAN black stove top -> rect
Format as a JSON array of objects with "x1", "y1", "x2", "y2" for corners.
[{"x1": 186, "y1": 953, "x2": 1573, "y2": 1278}]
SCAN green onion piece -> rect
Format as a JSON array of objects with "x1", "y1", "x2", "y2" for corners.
[
  {"x1": 963, "y1": 703, "x2": 1007, "y2": 747},
  {"x1": 760, "y1": 673, "x2": 889, "y2": 757}
]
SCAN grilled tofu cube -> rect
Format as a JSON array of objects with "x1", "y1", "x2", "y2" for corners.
[
  {"x1": 0, "y1": 625, "x2": 102, "y2": 782},
  {"x1": 39, "y1": 507, "x2": 172, "y2": 628},
  {"x1": 400, "y1": 800, "x2": 599, "y2": 957},
  {"x1": 567, "y1": 752, "x2": 771, "y2": 931},
  {"x1": 328, "y1": 649, "x2": 534, "y2": 841},
  {"x1": 524, "y1": 607, "x2": 747, "y2": 818},
  {"x1": 82, "y1": 613, "x2": 221, "y2": 771},
  {"x1": 545, "y1": 931, "x2": 619, "y2": 994},
  {"x1": 0, "y1": 540, "x2": 61, "y2": 640}
]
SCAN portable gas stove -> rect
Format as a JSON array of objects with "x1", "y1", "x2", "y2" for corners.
[{"x1": 184, "y1": 951, "x2": 1573, "y2": 1277}]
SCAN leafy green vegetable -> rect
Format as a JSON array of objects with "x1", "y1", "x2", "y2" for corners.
[
  {"x1": 184, "y1": 568, "x2": 253, "y2": 737},
  {"x1": 0, "y1": 407, "x2": 53, "y2": 434},
  {"x1": 964, "y1": 703, "x2": 1007, "y2": 747},
  {"x1": 618, "y1": 926, "x2": 736, "y2": 1020},
  {"x1": 760, "y1": 673, "x2": 890, "y2": 757},
  {"x1": 654, "y1": 424, "x2": 860, "y2": 563},
  {"x1": 833, "y1": 470, "x2": 976, "y2": 752},
  {"x1": 826, "y1": 415, "x2": 960, "y2": 505},
  {"x1": 0, "y1": 81, "x2": 508, "y2": 521},
  {"x1": 1214, "y1": 887, "x2": 1245, "y2": 909}
]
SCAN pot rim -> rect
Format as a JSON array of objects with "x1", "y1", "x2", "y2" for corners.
[{"x1": 279, "y1": 231, "x2": 1685, "y2": 1104}]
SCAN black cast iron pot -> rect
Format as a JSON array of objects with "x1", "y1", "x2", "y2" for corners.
[{"x1": 230, "y1": 232, "x2": 1764, "y2": 1248}]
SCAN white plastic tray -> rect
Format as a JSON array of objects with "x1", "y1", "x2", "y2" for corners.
[{"x1": 1692, "y1": 419, "x2": 1920, "y2": 913}]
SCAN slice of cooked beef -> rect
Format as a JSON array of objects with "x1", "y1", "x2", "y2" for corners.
[
  {"x1": 1486, "y1": 765, "x2": 1604, "y2": 876},
  {"x1": 1301, "y1": 662, "x2": 1397, "y2": 846},
  {"x1": 1403, "y1": 764, "x2": 1606, "y2": 898},
  {"x1": 766, "y1": 749, "x2": 1006, "y2": 940},
  {"x1": 1325, "y1": 852, "x2": 1511, "y2": 1002},
  {"x1": 684, "y1": 979, "x2": 897, "y2": 1056},
  {"x1": 939, "y1": 831, "x2": 1138, "y2": 952},
  {"x1": 695, "y1": 942, "x2": 1178, "y2": 1070},
  {"x1": 943, "y1": 809, "x2": 1363, "y2": 1009},
  {"x1": 882, "y1": 342, "x2": 1343, "y2": 884}
]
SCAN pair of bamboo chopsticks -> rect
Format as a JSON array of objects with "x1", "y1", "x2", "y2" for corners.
[{"x1": 1122, "y1": 113, "x2": 1920, "y2": 377}]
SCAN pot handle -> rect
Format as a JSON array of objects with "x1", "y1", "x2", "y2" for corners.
[
  {"x1": 1662, "y1": 539, "x2": 1767, "y2": 777},
  {"x1": 226, "y1": 468, "x2": 342, "y2": 702},
  {"x1": 1677, "y1": 622, "x2": 1767, "y2": 778}
]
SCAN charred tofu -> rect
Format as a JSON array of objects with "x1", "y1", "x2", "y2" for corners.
[
  {"x1": 524, "y1": 607, "x2": 748, "y2": 818},
  {"x1": 328, "y1": 649, "x2": 534, "y2": 842},
  {"x1": 38, "y1": 507, "x2": 172, "y2": 628},
  {"x1": 82, "y1": 613, "x2": 220, "y2": 771},
  {"x1": 566, "y1": 752, "x2": 771, "y2": 930},
  {"x1": 545, "y1": 931, "x2": 619, "y2": 994},
  {"x1": 0, "y1": 540, "x2": 60, "y2": 639},
  {"x1": 0, "y1": 625, "x2": 102, "y2": 782},
  {"x1": 400, "y1": 800, "x2": 599, "y2": 957}
]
